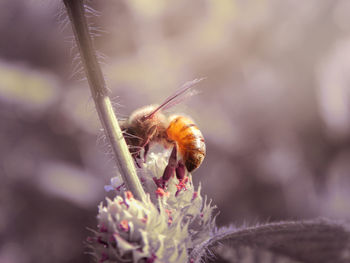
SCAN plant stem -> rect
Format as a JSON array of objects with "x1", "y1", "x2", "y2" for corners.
[{"x1": 63, "y1": 0, "x2": 146, "y2": 201}]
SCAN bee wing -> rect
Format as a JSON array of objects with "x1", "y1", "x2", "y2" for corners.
[
  {"x1": 145, "y1": 78, "x2": 204, "y2": 119},
  {"x1": 160, "y1": 87, "x2": 200, "y2": 111}
]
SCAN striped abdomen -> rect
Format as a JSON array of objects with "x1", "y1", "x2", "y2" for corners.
[{"x1": 166, "y1": 116, "x2": 206, "y2": 172}]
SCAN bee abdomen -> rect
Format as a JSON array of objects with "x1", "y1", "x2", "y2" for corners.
[
  {"x1": 167, "y1": 116, "x2": 206, "y2": 172},
  {"x1": 183, "y1": 148, "x2": 205, "y2": 172}
]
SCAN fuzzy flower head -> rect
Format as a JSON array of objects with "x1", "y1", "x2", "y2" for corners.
[{"x1": 90, "y1": 152, "x2": 216, "y2": 263}]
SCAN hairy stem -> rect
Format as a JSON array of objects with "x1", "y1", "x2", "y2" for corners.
[{"x1": 63, "y1": 0, "x2": 146, "y2": 201}]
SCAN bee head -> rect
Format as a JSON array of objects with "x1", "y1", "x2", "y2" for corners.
[
  {"x1": 119, "y1": 119, "x2": 127, "y2": 130},
  {"x1": 139, "y1": 115, "x2": 148, "y2": 123}
]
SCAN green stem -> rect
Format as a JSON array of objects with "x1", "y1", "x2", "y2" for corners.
[{"x1": 63, "y1": 0, "x2": 146, "y2": 201}]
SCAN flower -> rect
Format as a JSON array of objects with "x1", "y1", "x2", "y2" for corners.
[
  {"x1": 104, "y1": 175, "x2": 125, "y2": 192},
  {"x1": 90, "y1": 151, "x2": 216, "y2": 263}
]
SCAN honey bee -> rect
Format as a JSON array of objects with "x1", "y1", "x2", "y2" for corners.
[{"x1": 120, "y1": 79, "x2": 206, "y2": 187}]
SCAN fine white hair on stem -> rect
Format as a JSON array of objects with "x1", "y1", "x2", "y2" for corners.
[
  {"x1": 63, "y1": 0, "x2": 146, "y2": 200},
  {"x1": 84, "y1": 4, "x2": 102, "y2": 16},
  {"x1": 60, "y1": 0, "x2": 109, "y2": 82}
]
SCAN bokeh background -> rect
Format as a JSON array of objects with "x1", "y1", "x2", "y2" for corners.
[{"x1": 1, "y1": 0, "x2": 350, "y2": 262}]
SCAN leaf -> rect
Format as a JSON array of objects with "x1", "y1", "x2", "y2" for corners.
[{"x1": 190, "y1": 219, "x2": 350, "y2": 263}]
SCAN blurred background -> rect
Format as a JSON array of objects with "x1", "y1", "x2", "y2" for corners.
[{"x1": 1, "y1": 0, "x2": 350, "y2": 262}]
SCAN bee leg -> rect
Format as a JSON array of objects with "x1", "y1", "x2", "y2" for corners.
[
  {"x1": 141, "y1": 125, "x2": 156, "y2": 162},
  {"x1": 133, "y1": 152, "x2": 142, "y2": 168},
  {"x1": 154, "y1": 145, "x2": 177, "y2": 188},
  {"x1": 143, "y1": 143, "x2": 149, "y2": 163},
  {"x1": 175, "y1": 161, "x2": 186, "y2": 181},
  {"x1": 163, "y1": 145, "x2": 177, "y2": 181}
]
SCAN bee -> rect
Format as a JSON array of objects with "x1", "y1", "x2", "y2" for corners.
[{"x1": 120, "y1": 79, "x2": 206, "y2": 187}]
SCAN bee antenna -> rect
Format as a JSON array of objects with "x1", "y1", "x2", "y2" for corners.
[{"x1": 143, "y1": 78, "x2": 205, "y2": 120}]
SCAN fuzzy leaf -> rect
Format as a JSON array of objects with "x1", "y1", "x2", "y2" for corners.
[{"x1": 190, "y1": 219, "x2": 350, "y2": 263}]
